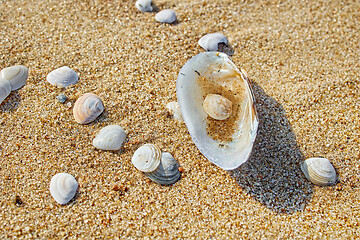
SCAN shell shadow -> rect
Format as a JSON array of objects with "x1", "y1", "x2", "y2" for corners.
[
  {"x1": 218, "y1": 43, "x2": 235, "y2": 56},
  {"x1": 0, "y1": 91, "x2": 21, "y2": 112},
  {"x1": 229, "y1": 81, "x2": 313, "y2": 214}
]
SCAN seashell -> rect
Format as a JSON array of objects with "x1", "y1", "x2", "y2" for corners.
[
  {"x1": 47, "y1": 66, "x2": 78, "y2": 88},
  {"x1": 73, "y1": 93, "x2": 104, "y2": 124},
  {"x1": 0, "y1": 80, "x2": 12, "y2": 105},
  {"x1": 0, "y1": 65, "x2": 28, "y2": 91},
  {"x1": 50, "y1": 173, "x2": 78, "y2": 205},
  {"x1": 145, "y1": 152, "x2": 181, "y2": 185},
  {"x1": 300, "y1": 157, "x2": 337, "y2": 186},
  {"x1": 155, "y1": 9, "x2": 177, "y2": 24},
  {"x1": 166, "y1": 101, "x2": 183, "y2": 121},
  {"x1": 177, "y1": 52, "x2": 258, "y2": 170},
  {"x1": 132, "y1": 144, "x2": 161, "y2": 172},
  {"x1": 198, "y1": 33, "x2": 229, "y2": 51},
  {"x1": 203, "y1": 94, "x2": 232, "y2": 120},
  {"x1": 93, "y1": 125, "x2": 127, "y2": 151},
  {"x1": 135, "y1": 0, "x2": 153, "y2": 12}
]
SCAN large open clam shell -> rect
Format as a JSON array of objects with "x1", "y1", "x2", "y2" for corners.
[
  {"x1": 301, "y1": 157, "x2": 337, "y2": 186},
  {"x1": 176, "y1": 52, "x2": 258, "y2": 170},
  {"x1": 0, "y1": 65, "x2": 28, "y2": 91}
]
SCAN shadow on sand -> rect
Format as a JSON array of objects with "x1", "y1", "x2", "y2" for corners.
[
  {"x1": 0, "y1": 91, "x2": 21, "y2": 112},
  {"x1": 229, "y1": 81, "x2": 313, "y2": 214}
]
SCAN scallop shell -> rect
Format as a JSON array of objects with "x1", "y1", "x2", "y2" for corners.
[
  {"x1": 198, "y1": 33, "x2": 229, "y2": 51},
  {"x1": 93, "y1": 125, "x2": 127, "y2": 150},
  {"x1": 0, "y1": 80, "x2": 11, "y2": 105},
  {"x1": 50, "y1": 173, "x2": 78, "y2": 205},
  {"x1": 166, "y1": 101, "x2": 183, "y2": 121},
  {"x1": 135, "y1": 0, "x2": 153, "y2": 12},
  {"x1": 300, "y1": 157, "x2": 337, "y2": 186},
  {"x1": 0, "y1": 65, "x2": 28, "y2": 90},
  {"x1": 155, "y1": 9, "x2": 177, "y2": 24},
  {"x1": 47, "y1": 66, "x2": 78, "y2": 88},
  {"x1": 177, "y1": 52, "x2": 258, "y2": 170},
  {"x1": 73, "y1": 93, "x2": 104, "y2": 124},
  {"x1": 132, "y1": 144, "x2": 161, "y2": 172},
  {"x1": 145, "y1": 152, "x2": 181, "y2": 185},
  {"x1": 203, "y1": 94, "x2": 232, "y2": 120}
]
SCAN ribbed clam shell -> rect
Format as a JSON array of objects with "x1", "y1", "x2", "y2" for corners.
[
  {"x1": 177, "y1": 52, "x2": 258, "y2": 170},
  {"x1": 145, "y1": 152, "x2": 181, "y2": 185},
  {"x1": 0, "y1": 65, "x2": 28, "y2": 90},
  {"x1": 73, "y1": 93, "x2": 104, "y2": 124},
  {"x1": 47, "y1": 66, "x2": 78, "y2": 88},
  {"x1": 93, "y1": 125, "x2": 127, "y2": 150},
  {"x1": 135, "y1": 0, "x2": 153, "y2": 12},
  {"x1": 198, "y1": 33, "x2": 228, "y2": 51},
  {"x1": 132, "y1": 144, "x2": 161, "y2": 172},
  {"x1": 301, "y1": 157, "x2": 337, "y2": 186},
  {"x1": 0, "y1": 80, "x2": 11, "y2": 105},
  {"x1": 50, "y1": 173, "x2": 78, "y2": 205},
  {"x1": 166, "y1": 101, "x2": 183, "y2": 121},
  {"x1": 203, "y1": 94, "x2": 232, "y2": 120}
]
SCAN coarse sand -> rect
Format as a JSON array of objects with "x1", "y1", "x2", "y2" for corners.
[{"x1": 1, "y1": 0, "x2": 359, "y2": 238}]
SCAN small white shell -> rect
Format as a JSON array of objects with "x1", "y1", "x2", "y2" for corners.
[
  {"x1": 0, "y1": 80, "x2": 11, "y2": 105},
  {"x1": 198, "y1": 33, "x2": 229, "y2": 51},
  {"x1": 155, "y1": 9, "x2": 177, "y2": 24},
  {"x1": 166, "y1": 101, "x2": 183, "y2": 121},
  {"x1": 93, "y1": 125, "x2": 127, "y2": 150},
  {"x1": 47, "y1": 66, "x2": 78, "y2": 88},
  {"x1": 132, "y1": 144, "x2": 161, "y2": 172},
  {"x1": 0, "y1": 65, "x2": 28, "y2": 90},
  {"x1": 135, "y1": 0, "x2": 153, "y2": 12},
  {"x1": 50, "y1": 173, "x2": 78, "y2": 205},
  {"x1": 301, "y1": 157, "x2": 337, "y2": 186},
  {"x1": 145, "y1": 152, "x2": 181, "y2": 185},
  {"x1": 73, "y1": 93, "x2": 104, "y2": 124},
  {"x1": 203, "y1": 94, "x2": 232, "y2": 120}
]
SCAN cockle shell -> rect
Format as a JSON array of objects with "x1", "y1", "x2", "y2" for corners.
[
  {"x1": 166, "y1": 101, "x2": 183, "y2": 121},
  {"x1": 132, "y1": 144, "x2": 161, "y2": 172},
  {"x1": 177, "y1": 52, "x2": 258, "y2": 170},
  {"x1": 50, "y1": 173, "x2": 78, "y2": 205},
  {"x1": 135, "y1": 0, "x2": 153, "y2": 12},
  {"x1": 155, "y1": 9, "x2": 177, "y2": 24},
  {"x1": 0, "y1": 65, "x2": 28, "y2": 90},
  {"x1": 73, "y1": 93, "x2": 104, "y2": 124},
  {"x1": 301, "y1": 157, "x2": 337, "y2": 186},
  {"x1": 145, "y1": 152, "x2": 181, "y2": 185},
  {"x1": 198, "y1": 33, "x2": 229, "y2": 51},
  {"x1": 203, "y1": 94, "x2": 232, "y2": 120},
  {"x1": 0, "y1": 80, "x2": 11, "y2": 105},
  {"x1": 47, "y1": 66, "x2": 78, "y2": 88},
  {"x1": 93, "y1": 125, "x2": 127, "y2": 150}
]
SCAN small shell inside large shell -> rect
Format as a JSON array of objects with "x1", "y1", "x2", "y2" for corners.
[{"x1": 203, "y1": 94, "x2": 232, "y2": 120}]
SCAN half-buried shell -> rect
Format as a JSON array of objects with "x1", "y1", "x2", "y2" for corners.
[
  {"x1": 0, "y1": 65, "x2": 28, "y2": 90},
  {"x1": 300, "y1": 157, "x2": 337, "y2": 186},
  {"x1": 0, "y1": 80, "x2": 11, "y2": 105},
  {"x1": 93, "y1": 125, "x2": 127, "y2": 151},
  {"x1": 47, "y1": 66, "x2": 78, "y2": 88},
  {"x1": 176, "y1": 52, "x2": 258, "y2": 170},
  {"x1": 73, "y1": 93, "x2": 104, "y2": 124},
  {"x1": 50, "y1": 173, "x2": 78, "y2": 205}
]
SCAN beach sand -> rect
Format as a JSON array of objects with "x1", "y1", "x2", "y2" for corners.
[{"x1": 1, "y1": 0, "x2": 359, "y2": 238}]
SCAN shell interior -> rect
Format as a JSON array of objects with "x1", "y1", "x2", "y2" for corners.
[
  {"x1": 93, "y1": 125, "x2": 127, "y2": 151},
  {"x1": 49, "y1": 173, "x2": 78, "y2": 205},
  {"x1": 177, "y1": 52, "x2": 258, "y2": 170},
  {"x1": 145, "y1": 152, "x2": 181, "y2": 185}
]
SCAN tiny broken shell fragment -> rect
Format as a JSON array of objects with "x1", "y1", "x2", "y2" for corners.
[
  {"x1": 0, "y1": 80, "x2": 12, "y2": 105},
  {"x1": 132, "y1": 144, "x2": 161, "y2": 172},
  {"x1": 93, "y1": 125, "x2": 127, "y2": 151},
  {"x1": 176, "y1": 52, "x2": 258, "y2": 170},
  {"x1": 166, "y1": 101, "x2": 183, "y2": 121},
  {"x1": 301, "y1": 157, "x2": 337, "y2": 186},
  {"x1": 50, "y1": 173, "x2": 78, "y2": 205},
  {"x1": 0, "y1": 65, "x2": 28, "y2": 91},
  {"x1": 47, "y1": 66, "x2": 79, "y2": 88},
  {"x1": 73, "y1": 93, "x2": 104, "y2": 124},
  {"x1": 203, "y1": 94, "x2": 232, "y2": 120},
  {"x1": 198, "y1": 33, "x2": 229, "y2": 51},
  {"x1": 145, "y1": 152, "x2": 181, "y2": 185}
]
